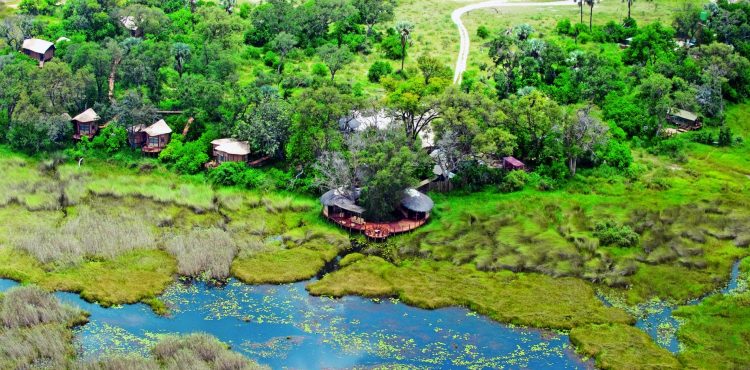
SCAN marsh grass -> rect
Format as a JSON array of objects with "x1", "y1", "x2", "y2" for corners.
[
  {"x1": 307, "y1": 256, "x2": 633, "y2": 330},
  {"x1": 569, "y1": 323, "x2": 680, "y2": 370},
  {"x1": 165, "y1": 228, "x2": 238, "y2": 280},
  {"x1": 12, "y1": 205, "x2": 156, "y2": 266},
  {"x1": 0, "y1": 286, "x2": 87, "y2": 369}
]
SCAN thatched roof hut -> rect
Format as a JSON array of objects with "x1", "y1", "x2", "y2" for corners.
[
  {"x1": 400, "y1": 188, "x2": 434, "y2": 214},
  {"x1": 320, "y1": 188, "x2": 365, "y2": 215}
]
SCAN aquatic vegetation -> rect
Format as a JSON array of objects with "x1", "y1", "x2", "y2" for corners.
[
  {"x1": 0, "y1": 286, "x2": 87, "y2": 369},
  {"x1": 307, "y1": 256, "x2": 633, "y2": 330},
  {"x1": 569, "y1": 323, "x2": 680, "y2": 369}
]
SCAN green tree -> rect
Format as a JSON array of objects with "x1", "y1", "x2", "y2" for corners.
[
  {"x1": 501, "y1": 90, "x2": 563, "y2": 164},
  {"x1": 558, "y1": 107, "x2": 609, "y2": 176},
  {"x1": 367, "y1": 60, "x2": 392, "y2": 82},
  {"x1": 353, "y1": 0, "x2": 395, "y2": 37},
  {"x1": 624, "y1": 22, "x2": 675, "y2": 66},
  {"x1": 270, "y1": 32, "x2": 297, "y2": 74},
  {"x1": 417, "y1": 55, "x2": 450, "y2": 85},
  {"x1": 637, "y1": 73, "x2": 673, "y2": 136},
  {"x1": 385, "y1": 76, "x2": 448, "y2": 142},
  {"x1": 233, "y1": 87, "x2": 292, "y2": 157},
  {"x1": 316, "y1": 44, "x2": 353, "y2": 81}
]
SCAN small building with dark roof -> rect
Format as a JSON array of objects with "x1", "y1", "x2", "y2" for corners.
[
  {"x1": 21, "y1": 38, "x2": 55, "y2": 65},
  {"x1": 502, "y1": 156, "x2": 526, "y2": 171},
  {"x1": 667, "y1": 108, "x2": 701, "y2": 130},
  {"x1": 71, "y1": 108, "x2": 101, "y2": 140}
]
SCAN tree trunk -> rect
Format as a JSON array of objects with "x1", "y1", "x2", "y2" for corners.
[
  {"x1": 589, "y1": 4, "x2": 593, "y2": 32},
  {"x1": 580, "y1": 2, "x2": 583, "y2": 24},
  {"x1": 627, "y1": 2, "x2": 631, "y2": 19},
  {"x1": 568, "y1": 157, "x2": 577, "y2": 176},
  {"x1": 108, "y1": 57, "x2": 121, "y2": 103},
  {"x1": 400, "y1": 39, "x2": 406, "y2": 71}
]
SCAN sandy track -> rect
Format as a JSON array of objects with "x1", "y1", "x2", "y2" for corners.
[{"x1": 452, "y1": 0, "x2": 575, "y2": 84}]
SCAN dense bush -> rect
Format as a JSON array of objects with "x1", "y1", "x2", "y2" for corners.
[
  {"x1": 649, "y1": 137, "x2": 687, "y2": 161},
  {"x1": 599, "y1": 140, "x2": 633, "y2": 170},
  {"x1": 477, "y1": 25, "x2": 490, "y2": 39},
  {"x1": 159, "y1": 134, "x2": 211, "y2": 175},
  {"x1": 500, "y1": 170, "x2": 529, "y2": 192},
  {"x1": 594, "y1": 221, "x2": 640, "y2": 248},
  {"x1": 368, "y1": 60, "x2": 393, "y2": 82}
]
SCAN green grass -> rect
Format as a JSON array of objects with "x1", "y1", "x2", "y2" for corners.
[
  {"x1": 307, "y1": 256, "x2": 633, "y2": 330},
  {"x1": 673, "y1": 258, "x2": 750, "y2": 369},
  {"x1": 0, "y1": 247, "x2": 176, "y2": 310},
  {"x1": 570, "y1": 323, "x2": 680, "y2": 370}
]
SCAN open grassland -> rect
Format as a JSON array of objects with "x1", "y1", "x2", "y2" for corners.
[{"x1": 0, "y1": 150, "x2": 348, "y2": 310}]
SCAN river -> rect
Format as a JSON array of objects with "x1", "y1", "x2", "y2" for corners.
[{"x1": 0, "y1": 277, "x2": 591, "y2": 369}]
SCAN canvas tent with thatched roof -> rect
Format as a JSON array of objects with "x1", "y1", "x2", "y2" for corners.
[
  {"x1": 71, "y1": 108, "x2": 101, "y2": 140},
  {"x1": 141, "y1": 119, "x2": 172, "y2": 153},
  {"x1": 211, "y1": 138, "x2": 251, "y2": 163},
  {"x1": 21, "y1": 38, "x2": 55, "y2": 65}
]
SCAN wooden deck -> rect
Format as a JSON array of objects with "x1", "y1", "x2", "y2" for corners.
[{"x1": 326, "y1": 213, "x2": 428, "y2": 239}]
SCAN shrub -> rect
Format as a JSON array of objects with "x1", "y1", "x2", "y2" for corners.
[
  {"x1": 90, "y1": 125, "x2": 128, "y2": 154},
  {"x1": 476, "y1": 25, "x2": 490, "y2": 39},
  {"x1": 208, "y1": 162, "x2": 247, "y2": 186},
  {"x1": 159, "y1": 134, "x2": 211, "y2": 175},
  {"x1": 165, "y1": 228, "x2": 238, "y2": 280},
  {"x1": 594, "y1": 221, "x2": 640, "y2": 248},
  {"x1": 649, "y1": 137, "x2": 687, "y2": 161},
  {"x1": 368, "y1": 60, "x2": 393, "y2": 82},
  {"x1": 500, "y1": 170, "x2": 529, "y2": 192},
  {"x1": 556, "y1": 19, "x2": 572, "y2": 35},
  {"x1": 380, "y1": 34, "x2": 404, "y2": 60},
  {"x1": 262, "y1": 51, "x2": 279, "y2": 68},
  {"x1": 685, "y1": 130, "x2": 714, "y2": 145},
  {"x1": 718, "y1": 126, "x2": 733, "y2": 146},
  {"x1": 311, "y1": 62, "x2": 328, "y2": 78},
  {"x1": 599, "y1": 140, "x2": 633, "y2": 170}
]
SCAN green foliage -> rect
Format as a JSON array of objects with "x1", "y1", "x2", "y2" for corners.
[
  {"x1": 555, "y1": 18, "x2": 571, "y2": 35},
  {"x1": 500, "y1": 170, "x2": 528, "y2": 192},
  {"x1": 368, "y1": 60, "x2": 392, "y2": 82},
  {"x1": 159, "y1": 134, "x2": 211, "y2": 175},
  {"x1": 380, "y1": 34, "x2": 404, "y2": 60},
  {"x1": 718, "y1": 125, "x2": 733, "y2": 146},
  {"x1": 311, "y1": 62, "x2": 329, "y2": 77},
  {"x1": 649, "y1": 137, "x2": 687, "y2": 161},
  {"x1": 599, "y1": 140, "x2": 633, "y2": 170},
  {"x1": 593, "y1": 221, "x2": 639, "y2": 248},
  {"x1": 476, "y1": 25, "x2": 490, "y2": 39},
  {"x1": 90, "y1": 125, "x2": 127, "y2": 154}
]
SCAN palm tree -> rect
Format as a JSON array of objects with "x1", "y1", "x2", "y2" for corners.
[
  {"x1": 395, "y1": 20, "x2": 414, "y2": 71},
  {"x1": 171, "y1": 43, "x2": 191, "y2": 79},
  {"x1": 586, "y1": 0, "x2": 597, "y2": 31},
  {"x1": 578, "y1": 0, "x2": 584, "y2": 24},
  {"x1": 623, "y1": 0, "x2": 635, "y2": 19}
]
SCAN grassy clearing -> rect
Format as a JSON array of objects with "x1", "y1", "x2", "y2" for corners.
[
  {"x1": 673, "y1": 258, "x2": 750, "y2": 369},
  {"x1": 307, "y1": 256, "x2": 633, "y2": 330},
  {"x1": 569, "y1": 323, "x2": 680, "y2": 370}
]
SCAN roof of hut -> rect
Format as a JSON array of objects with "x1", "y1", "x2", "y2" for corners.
[
  {"x1": 213, "y1": 138, "x2": 250, "y2": 156},
  {"x1": 669, "y1": 108, "x2": 698, "y2": 122},
  {"x1": 71, "y1": 108, "x2": 100, "y2": 123},
  {"x1": 503, "y1": 156, "x2": 525, "y2": 167},
  {"x1": 22, "y1": 38, "x2": 54, "y2": 54},
  {"x1": 400, "y1": 188, "x2": 434, "y2": 213},
  {"x1": 320, "y1": 188, "x2": 365, "y2": 214},
  {"x1": 120, "y1": 16, "x2": 138, "y2": 31},
  {"x1": 144, "y1": 119, "x2": 172, "y2": 136}
]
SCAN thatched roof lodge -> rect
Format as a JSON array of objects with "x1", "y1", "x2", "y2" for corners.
[
  {"x1": 129, "y1": 119, "x2": 172, "y2": 152},
  {"x1": 141, "y1": 119, "x2": 172, "y2": 153},
  {"x1": 21, "y1": 38, "x2": 55, "y2": 65},
  {"x1": 211, "y1": 138, "x2": 251, "y2": 163},
  {"x1": 71, "y1": 108, "x2": 101, "y2": 140},
  {"x1": 321, "y1": 187, "x2": 434, "y2": 239}
]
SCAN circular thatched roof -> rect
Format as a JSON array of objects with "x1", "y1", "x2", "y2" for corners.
[{"x1": 401, "y1": 188, "x2": 434, "y2": 213}]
